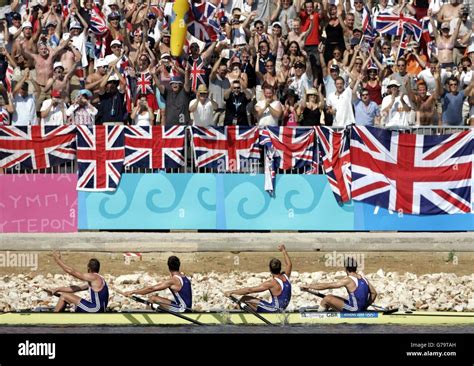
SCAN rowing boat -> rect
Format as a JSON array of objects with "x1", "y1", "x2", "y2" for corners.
[{"x1": 1, "y1": 311, "x2": 473, "y2": 326}]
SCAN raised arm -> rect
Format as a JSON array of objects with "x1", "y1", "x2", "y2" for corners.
[
  {"x1": 278, "y1": 244, "x2": 292, "y2": 277},
  {"x1": 52, "y1": 251, "x2": 97, "y2": 282}
]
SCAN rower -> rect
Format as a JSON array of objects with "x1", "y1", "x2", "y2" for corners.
[
  {"x1": 224, "y1": 244, "x2": 292, "y2": 313},
  {"x1": 48, "y1": 251, "x2": 109, "y2": 313},
  {"x1": 300, "y1": 257, "x2": 377, "y2": 312},
  {"x1": 124, "y1": 256, "x2": 192, "y2": 313}
]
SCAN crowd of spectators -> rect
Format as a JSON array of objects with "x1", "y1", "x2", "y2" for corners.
[{"x1": 0, "y1": 0, "x2": 473, "y2": 129}]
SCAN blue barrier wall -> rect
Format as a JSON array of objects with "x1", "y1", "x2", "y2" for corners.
[
  {"x1": 78, "y1": 173, "x2": 354, "y2": 230},
  {"x1": 78, "y1": 173, "x2": 473, "y2": 231}
]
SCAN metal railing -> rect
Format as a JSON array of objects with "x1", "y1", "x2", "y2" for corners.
[{"x1": 2, "y1": 125, "x2": 472, "y2": 175}]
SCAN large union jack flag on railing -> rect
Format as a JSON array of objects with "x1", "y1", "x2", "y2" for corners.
[
  {"x1": 350, "y1": 126, "x2": 473, "y2": 215},
  {"x1": 191, "y1": 126, "x2": 260, "y2": 172},
  {"x1": 124, "y1": 126, "x2": 186, "y2": 169},
  {"x1": 315, "y1": 126, "x2": 352, "y2": 204},
  {"x1": 265, "y1": 127, "x2": 316, "y2": 170},
  {"x1": 0, "y1": 125, "x2": 76, "y2": 169},
  {"x1": 76, "y1": 125, "x2": 125, "y2": 191}
]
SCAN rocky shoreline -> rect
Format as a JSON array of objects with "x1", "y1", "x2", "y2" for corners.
[{"x1": 1, "y1": 270, "x2": 473, "y2": 312}]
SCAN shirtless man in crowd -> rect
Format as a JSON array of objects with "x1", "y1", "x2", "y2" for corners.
[
  {"x1": 85, "y1": 59, "x2": 110, "y2": 104},
  {"x1": 21, "y1": 40, "x2": 68, "y2": 89},
  {"x1": 43, "y1": 62, "x2": 78, "y2": 103},
  {"x1": 405, "y1": 78, "x2": 439, "y2": 126},
  {"x1": 287, "y1": 17, "x2": 313, "y2": 50},
  {"x1": 436, "y1": 0, "x2": 464, "y2": 23},
  {"x1": 11, "y1": 21, "x2": 40, "y2": 70}
]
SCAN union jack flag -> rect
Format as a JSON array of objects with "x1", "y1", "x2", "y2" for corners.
[
  {"x1": 188, "y1": 56, "x2": 208, "y2": 92},
  {"x1": 118, "y1": 55, "x2": 132, "y2": 113},
  {"x1": 0, "y1": 126, "x2": 76, "y2": 170},
  {"x1": 0, "y1": 108, "x2": 9, "y2": 125},
  {"x1": 136, "y1": 72, "x2": 154, "y2": 95},
  {"x1": 397, "y1": 34, "x2": 409, "y2": 61},
  {"x1": 315, "y1": 126, "x2": 352, "y2": 204},
  {"x1": 375, "y1": 12, "x2": 422, "y2": 40},
  {"x1": 265, "y1": 127, "x2": 316, "y2": 170},
  {"x1": 191, "y1": 126, "x2": 260, "y2": 172},
  {"x1": 76, "y1": 125, "x2": 125, "y2": 192},
  {"x1": 124, "y1": 126, "x2": 186, "y2": 169},
  {"x1": 90, "y1": 5, "x2": 108, "y2": 35},
  {"x1": 4, "y1": 63, "x2": 13, "y2": 93},
  {"x1": 188, "y1": 1, "x2": 225, "y2": 42},
  {"x1": 362, "y1": 6, "x2": 375, "y2": 43},
  {"x1": 259, "y1": 128, "x2": 277, "y2": 195},
  {"x1": 350, "y1": 126, "x2": 473, "y2": 215},
  {"x1": 190, "y1": 1, "x2": 220, "y2": 24}
]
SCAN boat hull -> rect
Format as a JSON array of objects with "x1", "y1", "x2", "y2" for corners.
[{"x1": 1, "y1": 311, "x2": 473, "y2": 326}]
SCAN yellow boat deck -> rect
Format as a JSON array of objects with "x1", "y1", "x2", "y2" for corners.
[{"x1": 1, "y1": 311, "x2": 473, "y2": 326}]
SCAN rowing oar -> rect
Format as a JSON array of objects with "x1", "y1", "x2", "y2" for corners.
[
  {"x1": 302, "y1": 288, "x2": 399, "y2": 314},
  {"x1": 113, "y1": 288, "x2": 205, "y2": 326},
  {"x1": 227, "y1": 295, "x2": 275, "y2": 326}
]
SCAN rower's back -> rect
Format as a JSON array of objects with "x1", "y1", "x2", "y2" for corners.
[
  {"x1": 346, "y1": 273, "x2": 371, "y2": 310},
  {"x1": 269, "y1": 258, "x2": 292, "y2": 310},
  {"x1": 77, "y1": 258, "x2": 109, "y2": 313},
  {"x1": 168, "y1": 256, "x2": 192, "y2": 311}
]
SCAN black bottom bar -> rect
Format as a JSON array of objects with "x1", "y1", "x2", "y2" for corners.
[{"x1": 0, "y1": 332, "x2": 472, "y2": 365}]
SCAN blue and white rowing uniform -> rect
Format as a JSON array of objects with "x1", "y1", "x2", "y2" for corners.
[
  {"x1": 342, "y1": 275, "x2": 370, "y2": 312},
  {"x1": 257, "y1": 274, "x2": 291, "y2": 313},
  {"x1": 76, "y1": 276, "x2": 109, "y2": 313},
  {"x1": 169, "y1": 275, "x2": 192, "y2": 313}
]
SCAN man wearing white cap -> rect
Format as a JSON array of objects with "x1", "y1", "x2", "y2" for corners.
[
  {"x1": 189, "y1": 84, "x2": 217, "y2": 127},
  {"x1": 86, "y1": 58, "x2": 110, "y2": 104},
  {"x1": 44, "y1": 62, "x2": 77, "y2": 103},
  {"x1": 381, "y1": 79, "x2": 412, "y2": 127},
  {"x1": 105, "y1": 39, "x2": 122, "y2": 65},
  {"x1": 68, "y1": 11, "x2": 89, "y2": 68},
  {"x1": 96, "y1": 68, "x2": 127, "y2": 125},
  {"x1": 40, "y1": 89, "x2": 67, "y2": 125},
  {"x1": 271, "y1": 0, "x2": 297, "y2": 36},
  {"x1": 11, "y1": 22, "x2": 36, "y2": 69}
]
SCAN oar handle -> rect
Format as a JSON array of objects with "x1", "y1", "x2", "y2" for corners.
[
  {"x1": 302, "y1": 288, "x2": 326, "y2": 298},
  {"x1": 131, "y1": 296, "x2": 205, "y2": 326},
  {"x1": 227, "y1": 295, "x2": 276, "y2": 326}
]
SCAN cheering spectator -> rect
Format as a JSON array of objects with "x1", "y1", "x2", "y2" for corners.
[
  {"x1": 66, "y1": 89, "x2": 98, "y2": 125},
  {"x1": 156, "y1": 73, "x2": 191, "y2": 126},
  {"x1": 437, "y1": 75, "x2": 474, "y2": 126},
  {"x1": 189, "y1": 84, "x2": 217, "y2": 127},
  {"x1": 255, "y1": 83, "x2": 283, "y2": 127},
  {"x1": 298, "y1": 87, "x2": 324, "y2": 126},
  {"x1": 96, "y1": 70, "x2": 127, "y2": 125},
  {"x1": 353, "y1": 83, "x2": 382, "y2": 127},
  {"x1": 381, "y1": 79, "x2": 412, "y2": 127},
  {"x1": 224, "y1": 80, "x2": 253, "y2": 126},
  {"x1": 327, "y1": 76, "x2": 357, "y2": 127},
  {"x1": 40, "y1": 89, "x2": 66, "y2": 125},
  {"x1": 131, "y1": 94, "x2": 155, "y2": 126},
  {"x1": 12, "y1": 69, "x2": 38, "y2": 125},
  {"x1": 405, "y1": 79, "x2": 439, "y2": 126}
]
